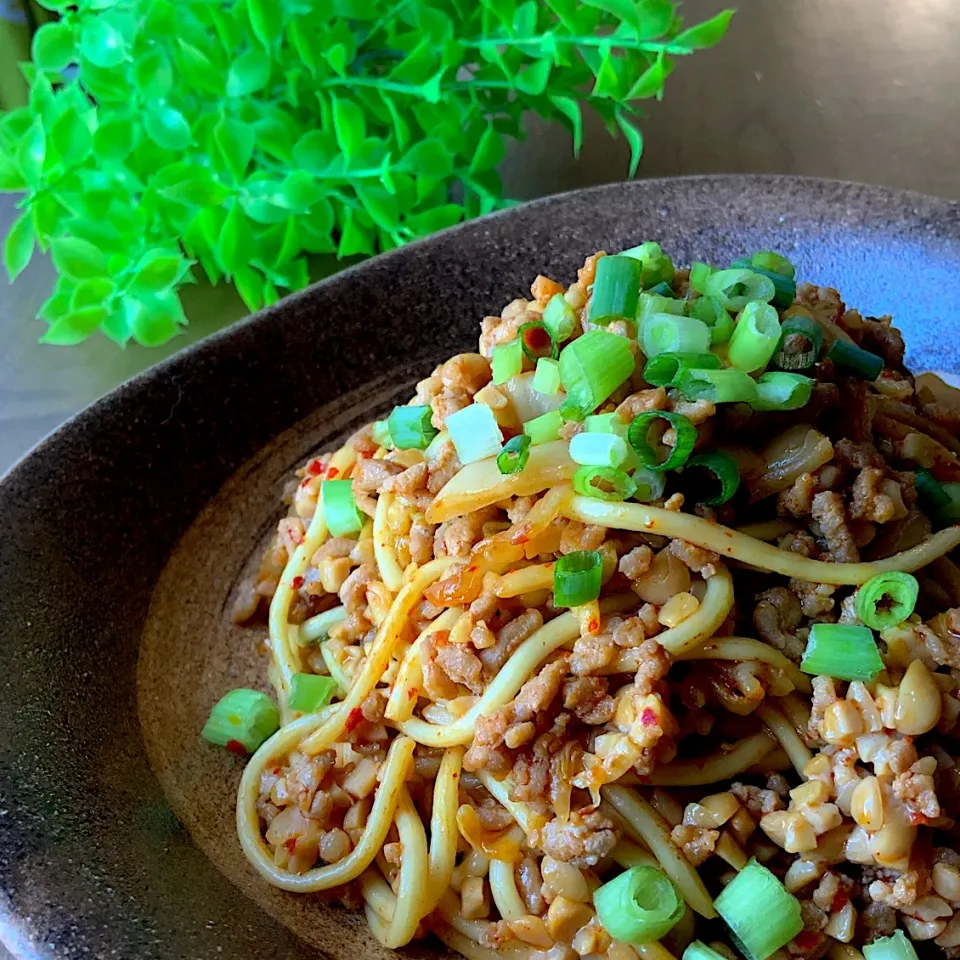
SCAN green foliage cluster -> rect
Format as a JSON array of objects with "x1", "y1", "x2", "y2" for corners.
[{"x1": 0, "y1": 0, "x2": 733, "y2": 347}]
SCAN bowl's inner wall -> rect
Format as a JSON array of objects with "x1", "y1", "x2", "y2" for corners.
[{"x1": 1, "y1": 178, "x2": 959, "y2": 959}]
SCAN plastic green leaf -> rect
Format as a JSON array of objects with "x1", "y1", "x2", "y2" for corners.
[
  {"x1": 0, "y1": 159, "x2": 27, "y2": 192},
  {"x1": 255, "y1": 115, "x2": 295, "y2": 163},
  {"x1": 78, "y1": 17, "x2": 128, "y2": 68},
  {"x1": 50, "y1": 109, "x2": 94, "y2": 166},
  {"x1": 628, "y1": 51, "x2": 673, "y2": 99},
  {"x1": 71, "y1": 277, "x2": 116, "y2": 310},
  {"x1": 4, "y1": 212, "x2": 35, "y2": 282},
  {"x1": 233, "y1": 265, "x2": 265, "y2": 311},
  {"x1": 93, "y1": 118, "x2": 138, "y2": 162},
  {"x1": 515, "y1": 58, "x2": 552, "y2": 95},
  {"x1": 177, "y1": 39, "x2": 224, "y2": 96},
  {"x1": 670, "y1": 8, "x2": 735, "y2": 50},
  {"x1": 583, "y1": 0, "x2": 644, "y2": 32},
  {"x1": 292, "y1": 130, "x2": 337, "y2": 173},
  {"x1": 32, "y1": 21, "x2": 76, "y2": 72},
  {"x1": 217, "y1": 200, "x2": 255, "y2": 275},
  {"x1": 398, "y1": 139, "x2": 453, "y2": 179},
  {"x1": 158, "y1": 169, "x2": 231, "y2": 207},
  {"x1": 214, "y1": 117, "x2": 255, "y2": 181},
  {"x1": 132, "y1": 47, "x2": 173, "y2": 100},
  {"x1": 278, "y1": 171, "x2": 325, "y2": 212},
  {"x1": 144, "y1": 105, "x2": 192, "y2": 151},
  {"x1": 635, "y1": 0, "x2": 676, "y2": 39},
  {"x1": 248, "y1": 0, "x2": 283, "y2": 48},
  {"x1": 51, "y1": 236, "x2": 108, "y2": 279},
  {"x1": 287, "y1": 20, "x2": 317, "y2": 76},
  {"x1": 405, "y1": 204, "x2": 463, "y2": 233},
  {"x1": 226, "y1": 47, "x2": 270, "y2": 97},
  {"x1": 40, "y1": 305, "x2": 107, "y2": 345},
  {"x1": 129, "y1": 250, "x2": 187, "y2": 293},
  {"x1": 128, "y1": 290, "x2": 185, "y2": 346},
  {"x1": 332, "y1": 96, "x2": 365, "y2": 158},
  {"x1": 354, "y1": 185, "x2": 398, "y2": 230},
  {"x1": 337, "y1": 210, "x2": 375, "y2": 257},
  {"x1": 591, "y1": 48, "x2": 622, "y2": 98},
  {"x1": 78, "y1": 57, "x2": 130, "y2": 102},
  {"x1": 38, "y1": 290, "x2": 72, "y2": 323},
  {"x1": 17, "y1": 118, "x2": 46, "y2": 189},
  {"x1": 616, "y1": 109, "x2": 644, "y2": 177},
  {"x1": 469, "y1": 126, "x2": 505, "y2": 174},
  {"x1": 549, "y1": 96, "x2": 583, "y2": 155}
]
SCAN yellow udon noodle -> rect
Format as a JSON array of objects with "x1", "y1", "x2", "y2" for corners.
[
  {"x1": 488, "y1": 859, "x2": 527, "y2": 922},
  {"x1": 424, "y1": 746, "x2": 464, "y2": 917},
  {"x1": 678, "y1": 636, "x2": 811, "y2": 694},
  {"x1": 237, "y1": 729, "x2": 415, "y2": 891},
  {"x1": 756, "y1": 703, "x2": 814, "y2": 776},
  {"x1": 373, "y1": 491, "x2": 405, "y2": 593},
  {"x1": 380, "y1": 787, "x2": 429, "y2": 948},
  {"x1": 562, "y1": 495, "x2": 960, "y2": 585}
]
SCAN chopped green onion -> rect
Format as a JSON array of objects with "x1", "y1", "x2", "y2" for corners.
[
  {"x1": 687, "y1": 295, "x2": 735, "y2": 344},
  {"x1": 827, "y1": 339, "x2": 884, "y2": 380},
  {"x1": 730, "y1": 259, "x2": 796, "y2": 309},
  {"x1": 574, "y1": 465, "x2": 637, "y2": 501},
  {"x1": 675, "y1": 368, "x2": 759, "y2": 404},
  {"x1": 800, "y1": 623, "x2": 884, "y2": 682},
  {"x1": 855, "y1": 572, "x2": 919, "y2": 630},
  {"x1": 705, "y1": 268, "x2": 775, "y2": 312},
  {"x1": 554, "y1": 550, "x2": 603, "y2": 607},
  {"x1": 585, "y1": 412, "x2": 624, "y2": 435},
  {"x1": 542, "y1": 293, "x2": 577, "y2": 343},
  {"x1": 751, "y1": 250, "x2": 795, "y2": 278},
  {"x1": 683, "y1": 943, "x2": 727, "y2": 960},
  {"x1": 519, "y1": 320, "x2": 558, "y2": 362},
  {"x1": 589, "y1": 255, "x2": 642, "y2": 326},
  {"x1": 641, "y1": 313, "x2": 711, "y2": 359},
  {"x1": 627, "y1": 411, "x2": 697, "y2": 472},
  {"x1": 728, "y1": 301, "x2": 781, "y2": 372},
  {"x1": 559, "y1": 330, "x2": 635, "y2": 415},
  {"x1": 862, "y1": 931, "x2": 919, "y2": 960},
  {"x1": 915, "y1": 467, "x2": 952, "y2": 512},
  {"x1": 689, "y1": 261, "x2": 713, "y2": 295},
  {"x1": 532, "y1": 357, "x2": 562, "y2": 395},
  {"x1": 288, "y1": 673, "x2": 338, "y2": 713},
  {"x1": 622, "y1": 241, "x2": 675, "y2": 288},
  {"x1": 714, "y1": 859, "x2": 803, "y2": 960},
  {"x1": 322, "y1": 480, "x2": 364, "y2": 537},
  {"x1": 638, "y1": 292, "x2": 686, "y2": 320},
  {"x1": 593, "y1": 865, "x2": 684, "y2": 945},
  {"x1": 685, "y1": 451, "x2": 741, "y2": 506},
  {"x1": 446, "y1": 403, "x2": 503, "y2": 464},
  {"x1": 497, "y1": 434, "x2": 531, "y2": 474},
  {"x1": 524, "y1": 410, "x2": 564, "y2": 445},
  {"x1": 388, "y1": 405, "x2": 438, "y2": 450},
  {"x1": 559, "y1": 399, "x2": 586, "y2": 422},
  {"x1": 774, "y1": 316, "x2": 823, "y2": 370},
  {"x1": 300, "y1": 605, "x2": 348, "y2": 644},
  {"x1": 643, "y1": 352, "x2": 721, "y2": 387},
  {"x1": 492, "y1": 339, "x2": 523, "y2": 385},
  {"x1": 940, "y1": 482, "x2": 960, "y2": 523},
  {"x1": 202, "y1": 688, "x2": 280, "y2": 754},
  {"x1": 750, "y1": 372, "x2": 814, "y2": 411},
  {"x1": 371, "y1": 419, "x2": 394, "y2": 450},
  {"x1": 570, "y1": 432, "x2": 629, "y2": 468},
  {"x1": 647, "y1": 281, "x2": 675, "y2": 298},
  {"x1": 632, "y1": 467, "x2": 666, "y2": 502}
]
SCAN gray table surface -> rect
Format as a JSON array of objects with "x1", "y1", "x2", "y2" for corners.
[{"x1": 2, "y1": 0, "x2": 960, "y2": 955}]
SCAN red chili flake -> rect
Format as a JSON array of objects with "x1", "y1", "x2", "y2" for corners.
[
  {"x1": 307, "y1": 459, "x2": 324, "y2": 476},
  {"x1": 467, "y1": 565, "x2": 478, "y2": 573},
  {"x1": 831, "y1": 891, "x2": 849, "y2": 912},
  {"x1": 408, "y1": 687, "x2": 418, "y2": 700},
  {"x1": 793, "y1": 932, "x2": 821, "y2": 952},
  {"x1": 284, "y1": 838, "x2": 297, "y2": 853},
  {"x1": 226, "y1": 739, "x2": 248, "y2": 756},
  {"x1": 326, "y1": 467, "x2": 339, "y2": 479},
  {"x1": 587, "y1": 619, "x2": 599, "y2": 633},
  {"x1": 272, "y1": 767, "x2": 282, "y2": 776},
  {"x1": 292, "y1": 576, "x2": 304, "y2": 590},
  {"x1": 513, "y1": 533, "x2": 530, "y2": 545},
  {"x1": 909, "y1": 810, "x2": 930, "y2": 826},
  {"x1": 300, "y1": 477, "x2": 311, "y2": 488},
  {"x1": 345, "y1": 707, "x2": 364, "y2": 733},
  {"x1": 641, "y1": 708, "x2": 658, "y2": 727}
]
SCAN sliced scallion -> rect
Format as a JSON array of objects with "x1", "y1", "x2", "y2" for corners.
[
  {"x1": 730, "y1": 258, "x2": 796, "y2": 309},
  {"x1": 800, "y1": 623, "x2": 884, "y2": 682},
  {"x1": 542, "y1": 293, "x2": 577, "y2": 343},
  {"x1": 584, "y1": 412, "x2": 624, "y2": 435},
  {"x1": 827, "y1": 339, "x2": 884, "y2": 380},
  {"x1": 300, "y1": 605, "x2": 348, "y2": 644},
  {"x1": 497, "y1": 434, "x2": 531, "y2": 474},
  {"x1": 915, "y1": 467, "x2": 951, "y2": 512},
  {"x1": 643, "y1": 351, "x2": 721, "y2": 387},
  {"x1": 569, "y1": 432, "x2": 629, "y2": 468},
  {"x1": 559, "y1": 399, "x2": 586, "y2": 422},
  {"x1": 589, "y1": 254, "x2": 642, "y2": 326},
  {"x1": 573, "y1": 465, "x2": 637, "y2": 501},
  {"x1": 627, "y1": 410, "x2": 697, "y2": 471},
  {"x1": 714, "y1": 859, "x2": 803, "y2": 960},
  {"x1": 593, "y1": 865, "x2": 684, "y2": 945},
  {"x1": 750, "y1": 372, "x2": 814, "y2": 411},
  {"x1": 524, "y1": 409, "x2": 564, "y2": 445},
  {"x1": 622, "y1": 240, "x2": 675, "y2": 288},
  {"x1": 862, "y1": 931, "x2": 919, "y2": 960},
  {"x1": 705, "y1": 268, "x2": 775, "y2": 312},
  {"x1": 492, "y1": 339, "x2": 523, "y2": 385},
  {"x1": 445, "y1": 403, "x2": 503, "y2": 464},
  {"x1": 554, "y1": 550, "x2": 603, "y2": 607},
  {"x1": 683, "y1": 943, "x2": 727, "y2": 960},
  {"x1": 559, "y1": 330, "x2": 635, "y2": 415},
  {"x1": 519, "y1": 320, "x2": 558, "y2": 362},
  {"x1": 675, "y1": 367, "x2": 758, "y2": 404},
  {"x1": 532, "y1": 357, "x2": 562, "y2": 395},
  {"x1": 687, "y1": 295, "x2": 735, "y2": 344},
  {"x1": 647, "y1": 281, "x2": 676, "y2": 298},
  {"x1": 202, "y1": 689, "x2": 280, "y2": 754},
  {"x1": 388, "y1": 405, "x2": 438, "y2": 450},
  {"x1": 322, "y1": 479, "x2": 364, "y2": 537},
  {"x1": 774, "y1": 315, "x2": 823, "y2": 370},
  {"x1": 685, "y1": 451, "x2": 741, "y2": 506},
  {"x1": 632, "y1": 467, "x2": 666, "y2": 502},
  {"x1": 638, "y1": 291, "x2": 686, "y2": 320},
  {"x1": 288, "y1": 673, "x2": 338, "y2": 713},
  {"x1": 641, "y1": 313, "x2": 711, "y2": 359},
  {"x1": 371, "y1": 419, "x2": 394, "y2": 450},
  {"x1": 940, "y1": 482, "x2": 960, "y2": 523},
  {"x1": 855, "y1": 572, "x2": 919, "y2": 630},
  {"x1": 689, "y1": 261, "x2": 713, "y2": 295},
  {"x1": 751, "y1": 250, "x2": 795, "y2": 278},
  {"x1": 728, "y1": 301, "x2": 781, "y2": 372}
]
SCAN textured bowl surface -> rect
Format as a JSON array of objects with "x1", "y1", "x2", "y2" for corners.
[{"x1": 1, "y1": 176, "x2": 960, "y2": 960}]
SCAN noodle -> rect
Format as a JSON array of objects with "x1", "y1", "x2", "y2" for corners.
[
  {"x1": 562, "y1": 496, "x2": 960, "y2": 585},
  {"x1": 381, "y1": 787, "x2": 429, "y2": 947},
  {"x1": 677, "y1": 636, "x2": 811, "y2": 693},
  {"x1": 489, "y1": 859, "x2": 527, "y2": 921},
  {"x1": 424, "y1": 746, "x2": 464, "y2": 916},
  {"x1": 756, "y1": 704, "x2": 813, "y2": 776},
  {"x1": 373, "y1": 491, "x2": 405, "y2": 593}
]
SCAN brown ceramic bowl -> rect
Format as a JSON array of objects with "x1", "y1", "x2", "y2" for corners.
[{"x1": 2, "y1": 176, "x2": 959, "y2": 960}]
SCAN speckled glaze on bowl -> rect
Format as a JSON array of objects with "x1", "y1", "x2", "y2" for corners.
[{"x1": 2, "y1": 176, "x2": 960, "y2": 960}]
